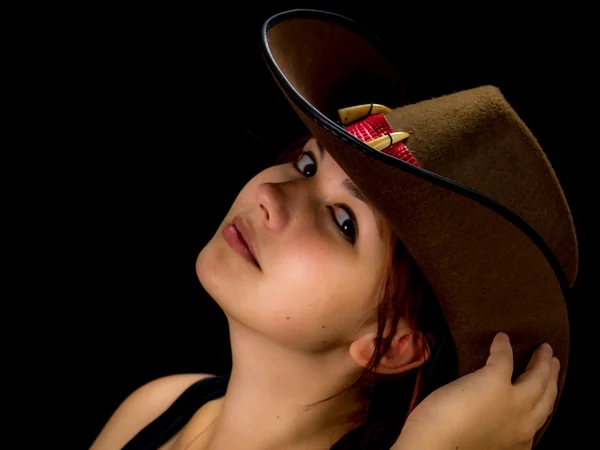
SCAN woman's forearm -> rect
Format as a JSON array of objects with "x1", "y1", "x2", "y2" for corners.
[{"x1": 390, "y1": 425, "x2": 454, "y2": 450}]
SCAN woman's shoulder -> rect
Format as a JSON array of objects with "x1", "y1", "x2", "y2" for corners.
[{"x1": 89, "y1": 373, "x2": 217, "y2": 450}]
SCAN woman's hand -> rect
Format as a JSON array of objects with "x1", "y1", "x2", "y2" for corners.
[{"x1": 391, "y1": 332, "x2": 560, "y2": 450}]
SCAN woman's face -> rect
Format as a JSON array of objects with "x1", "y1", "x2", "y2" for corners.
[{"x1": 196, "y1": 137, "x2": 391, "y2": 353}]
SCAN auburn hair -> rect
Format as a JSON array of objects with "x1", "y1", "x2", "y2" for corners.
[{"x1": 274, "y1": 135, "x2": 458, "y2": 449}]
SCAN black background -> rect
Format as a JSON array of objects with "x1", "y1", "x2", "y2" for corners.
[{"x1": 32, "y1": 2, "x2": 595, "y2": 449}]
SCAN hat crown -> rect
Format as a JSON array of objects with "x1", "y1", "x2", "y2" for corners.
[{"x1": 384, "y1": 86, "x2": 578, "y2": 287}]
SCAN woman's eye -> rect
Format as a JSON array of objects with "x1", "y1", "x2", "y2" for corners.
[
  {"x1": 293, "y1": 151, "x2": 317, "y2": 178},
  {"x1": 293, "y1": 151, "x2": 358, "y2": 245},
  {"x1": 329, "y1": 205, "x2": 358, "y2": 244}
]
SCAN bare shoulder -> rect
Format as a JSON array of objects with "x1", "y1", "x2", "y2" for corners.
[{"x1": 89, "y1": 373, "x2": 217, "y2": 450}]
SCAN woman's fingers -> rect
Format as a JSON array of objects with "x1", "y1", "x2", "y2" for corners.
[
  {"x1": 530, "y1": 357, "x2": 560, "y2": 431},
  {"x1": 514, "y1": 342, "x2": 554, "y2": 402},
  {"x1": 485, "y1": 332, "x2": 514, "y2": 379}
]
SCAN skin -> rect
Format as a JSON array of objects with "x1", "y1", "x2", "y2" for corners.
[{"x1": 194, "y1": 137, "x2": 431, "y2": 450}]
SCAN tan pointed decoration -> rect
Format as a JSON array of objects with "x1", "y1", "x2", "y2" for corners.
[
  {"x1": 338, "y1": 103, "x2": 393, "y2": 125},
  {"x1": 366, "y1": 131, "x2": 410, "y2": 151}
]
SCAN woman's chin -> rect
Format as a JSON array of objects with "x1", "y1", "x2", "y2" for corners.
[
  {"x1": 195, "y1": 240, "x2": 246, "y2": 308},
  {"x1": 195, "y1": 243, "x2": 225, "y2": 298}
]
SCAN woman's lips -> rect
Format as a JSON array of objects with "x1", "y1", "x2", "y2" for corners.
[{"x1": 222, "y1": 224, "x2": 261, "y2": 269}]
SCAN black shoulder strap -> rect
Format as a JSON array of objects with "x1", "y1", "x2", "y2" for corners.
[{"x1": 121, "y1": 373, "x2": 231, "y2": 450}]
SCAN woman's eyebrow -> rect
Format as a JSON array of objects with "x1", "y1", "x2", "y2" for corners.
[{"x1": 315, "y1": 140, "x2": 385, "y2": 242}]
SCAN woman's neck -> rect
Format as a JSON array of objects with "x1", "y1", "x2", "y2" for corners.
[{"x1": 198, "y1": 321, "x2": 366, "y2": 450}]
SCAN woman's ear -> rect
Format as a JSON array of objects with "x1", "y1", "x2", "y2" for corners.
[
  {"x1": 348, "y1": 332, "x2": 378, "y2": 369},
  {"x1": 349, "y1": 329, "x2": 431, "y2": 375}
]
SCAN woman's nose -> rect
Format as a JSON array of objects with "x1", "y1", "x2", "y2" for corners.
[{"x1": 256, "y1": 182, "x2": 290, "y2": 231}]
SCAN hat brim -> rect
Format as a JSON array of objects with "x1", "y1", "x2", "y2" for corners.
[{"x1": 262, "y1": 9, "x2": 575, "y2": 447}]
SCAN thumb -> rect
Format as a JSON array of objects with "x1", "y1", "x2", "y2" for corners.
[{"x1": 485, "y1": 332, "x2": 514, "y2": 379}]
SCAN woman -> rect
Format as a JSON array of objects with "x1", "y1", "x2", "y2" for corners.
[
  {"x1": 90, "y1": 9, "x2": 575, "y2": 450},
  {"x1": 89, "y1": 135, "x2": 561, "y2": 450}
]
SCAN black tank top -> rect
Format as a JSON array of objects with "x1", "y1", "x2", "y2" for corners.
[{"x1": 120, "y1": 373, "x2": 377, "y2": 450}]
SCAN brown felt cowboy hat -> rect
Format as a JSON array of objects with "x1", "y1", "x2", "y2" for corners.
[{"x1": 260, "y1": 9, "x2": 578, "y2": 448}]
